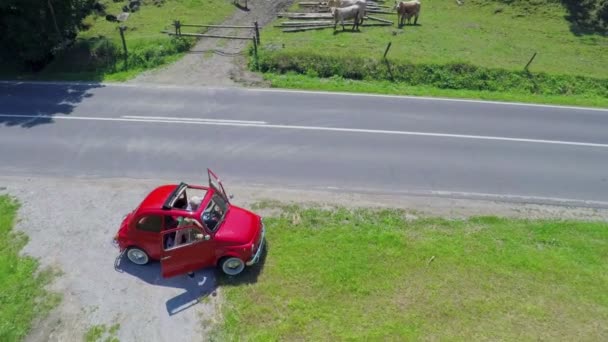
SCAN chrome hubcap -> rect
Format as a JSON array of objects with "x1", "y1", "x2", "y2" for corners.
[
  {"x1": 128, "y1": 249, "x2": 148, "y2": 265},
  {"x1": 223, "y1": 258, "x2": 244, "y2": 275}
]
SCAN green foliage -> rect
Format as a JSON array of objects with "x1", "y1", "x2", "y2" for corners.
[
  {"x1": 264, "y1": 72, "x2": 608, "y2": 107},
  {"x1": 1, "y1": 0, "x2": 235, "y2": 81},
  {"x1": 258, "y1": 51, "x2": 608, "y2": 98},
  {"x1": 0, "y1": 196, "x2": 60, "y2": 341},
  {"x1": 213, "y1": 206, "x2": 608, "y2": 340},
  {"x1": 126, "y1": 37, "x2": 194, "y2": 69},
  {"x1": 0, "y1": 0, "x2": 95, "y2": 67}
]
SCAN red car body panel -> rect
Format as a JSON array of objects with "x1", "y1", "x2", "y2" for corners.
[
  {"x1": 114, "y1": 169, "x2": 264, "y2": 278},
  {"x1": 214, "y1": 208, "x2": 260, "y2": 245}
]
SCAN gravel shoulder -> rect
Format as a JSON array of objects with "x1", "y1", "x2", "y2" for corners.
[
  {"x1": 2, "y1": 175, "x2": 607, "y2": 341},
  {"x1": 130, "y1": 0, "x2": 294, "y2": 87}
]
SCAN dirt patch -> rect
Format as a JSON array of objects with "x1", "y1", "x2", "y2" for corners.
[
  {"x1": 131, "y1": 0, "x2": 294, "y2": 87},
  {"x1": 2, "y1": 175, "x2": 607, "y2": 341}
]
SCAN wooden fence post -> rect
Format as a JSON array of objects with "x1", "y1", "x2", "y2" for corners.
[
  {"x1": 382, "y1": 42, "x2": 394, "y2": 81},
  {"x1": 254, "y1": 21, "x2": 260, "y2": 44},
  {"x1": 524, "y1": 52, "x2": 537, "y2": 71},
  {"x1": 383, "y1": 41, "x2": 392, "y2": 59},
  {"x1": 252, "y1": 36, "x2": 259, "y2": 70},
  {"x1": 119, "y1": 25, "x2": 128, "y2": 69},
  {"x1": 173, "y1": 20, "x2": 182, "y2": 36}
]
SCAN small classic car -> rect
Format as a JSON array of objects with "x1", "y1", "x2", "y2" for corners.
[{"x1": 113, "y1": 169, "x2": 265, "y2": 277}]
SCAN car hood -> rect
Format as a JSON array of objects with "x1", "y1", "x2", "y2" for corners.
[{"x1": 214, "y1": 206, "x2": 261, "y2": 245}]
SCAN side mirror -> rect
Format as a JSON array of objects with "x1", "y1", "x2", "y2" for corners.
[{"x1": 229, "y1": 194, "x2": 234, "y2": 200}]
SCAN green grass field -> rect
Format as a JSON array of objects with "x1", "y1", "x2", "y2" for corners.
[
  {"x1": 256, "y1": 0, "x2": 608, "y2": 106},
  {"x1": 264, "y1": 72, "x2": 608, "y2": 107},
  {"x1": 264, "y1": 0, "x2": 608, "y2": 77},
  {"x1": 0, "y1": 196, "x2": 60, "y2": 341},
  {"x1": 6, "y1": 0, "x2": 235, "y2": 82},
  {"x1": 213, "y1": 204, "x2": 608, "y2": 340}
]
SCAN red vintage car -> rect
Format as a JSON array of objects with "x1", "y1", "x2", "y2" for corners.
[{"x1": 113, "y1": 169, "x2": 265, "y2": 277}]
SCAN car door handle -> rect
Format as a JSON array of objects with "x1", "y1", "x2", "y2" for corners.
[{"x1": 161, "y1": 256, "x2": 171, "y2": 261}]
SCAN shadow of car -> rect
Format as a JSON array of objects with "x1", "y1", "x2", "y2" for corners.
[
  {"x1": 113, "y1": 240, "x2": 268, "y2": 315},
  {"x1": 114, "y1": 252, "x2": 217, "y2": 316}
]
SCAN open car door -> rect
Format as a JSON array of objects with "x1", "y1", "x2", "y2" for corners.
[
  {"x1": 160, "y1": 226, "x2": 213, "y2": 278},
  {"x1": 207, "y1": 168, "x2": 229, "y2": 203}
]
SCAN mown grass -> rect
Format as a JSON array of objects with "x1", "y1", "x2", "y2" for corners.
[
  {"x1": 255, "y1": 0, "x2": 608, "y2": 106},
  {"x1": 264, "y1": 72, "x2": 608, "y2": 108},
  {"x1": 0, "y1": 196, "x2": 60, "y2": 341},
  {"x1": 3, "y1": 0, "x2": 235, "y2": 82},
  {"x1": 213, "y1": 205, "x2": 608, "y2": 340}
]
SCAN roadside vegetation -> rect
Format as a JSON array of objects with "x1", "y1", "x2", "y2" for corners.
[
  {"x1": 0, "y1": 0, "x2": 234, "y2": 81},
  {"x1": 84, "y1": 323, "x2": 120, "y2": 342},
  {"x1": 0, "y1": 196, "x2": 60, "y2": 341},
  {"x1": 213, "y1": 204, "x2": 608, "y2": 340},
  {"x1": 255, "y1": 0, "x2": 608, "y2": 107}
]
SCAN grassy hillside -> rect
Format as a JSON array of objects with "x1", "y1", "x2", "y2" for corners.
[
  {"x1": 4, "y1": 0, "x2": 234, "y2": 81},
  {"x1": 256, "y1": 0, "x2": 608, "y2": 106},
  {"x1": 214, "y1": 205, "x2": 608, "y2": 340}
]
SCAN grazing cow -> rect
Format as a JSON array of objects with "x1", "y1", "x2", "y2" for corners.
[
  {"x1": 330, "y1": 4, "x2": 365, "y2": 32},
  {"x1": 394, "y1": 0, "x2": 421, "y2": 28},
  {"x1": 327, "y1": 0, "x2": 367, "y2": 22}
]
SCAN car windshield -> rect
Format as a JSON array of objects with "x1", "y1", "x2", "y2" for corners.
[{"x1": 200, "y1": 194, "x2": 229, "y2": 231}]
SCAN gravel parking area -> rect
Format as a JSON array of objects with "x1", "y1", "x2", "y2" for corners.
[{"x1": 2, "y1": 175, "x2": 607, "y2": 341}]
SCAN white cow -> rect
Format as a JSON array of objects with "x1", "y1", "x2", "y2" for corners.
[
  {"x1": 330, "y1": 4, "x2": 365, "y2": 32},
  {"x1": 328, "y1": 0, "x2": 367, "y2": 22}
]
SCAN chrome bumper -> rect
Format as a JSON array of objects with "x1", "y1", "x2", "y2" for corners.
[{"x1": 246, "y1": 223, "x2": 265, "y2": 266}]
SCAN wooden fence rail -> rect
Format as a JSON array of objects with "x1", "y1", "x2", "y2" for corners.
[
  {"x1": 161, "y1": 30, "x2": 254, "y2": 40},
  {"x1": 180, "y1": 24, "x2": 255, "y2": 29},
  {"x1": 170, "y1": 20, "x2": 260, "y2": 44}
]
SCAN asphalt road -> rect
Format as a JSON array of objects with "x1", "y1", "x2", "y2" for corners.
[{"x1": 1, "y1": 81, "x2": 607, "y2": 206}]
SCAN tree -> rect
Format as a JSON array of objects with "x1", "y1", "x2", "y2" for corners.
[{"x1": 0, "y1": 0, "x2": 94, "y2": 68}]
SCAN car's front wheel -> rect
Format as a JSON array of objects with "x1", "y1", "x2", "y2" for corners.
[
  {"x1": 126, "y1": 247, "x2": 149, "y2": 265},
  {"x1": 220, "y1": 257, "x2": 245, "y2": 276}
]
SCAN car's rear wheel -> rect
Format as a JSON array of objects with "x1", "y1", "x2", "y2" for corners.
[
  {"x1": 220, "y1": 257, "x2": 245, "y2": 276},
  {"x1": 126, "y1": 247, "x2": 149, "y2": 265}
]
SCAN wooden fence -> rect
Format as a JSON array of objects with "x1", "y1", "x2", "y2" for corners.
[
  {"x1": 162, "y1": 20, "x2": 261, "y2": 67},
  {"x1": 165, "y1": 20, "x2": 260, "y2": 44}
]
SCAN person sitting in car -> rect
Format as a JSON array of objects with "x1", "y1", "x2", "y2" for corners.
[{"x1": 203, "y1": 205, "x2": 223, "y2": 230}]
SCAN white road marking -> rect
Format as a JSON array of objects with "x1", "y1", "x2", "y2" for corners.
[
  {"x1": 249, "y1": 88, "x2": 608, "y2": 112},
  {"x1": 1, "y1": 113, "x2": 608, "y2": 148},
  {"x1": 1, "y1": 80, "x2": 607, "y2": 112},
  {"x1": 122, "y1": 115, "x2": 267, "y2": 124}
]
